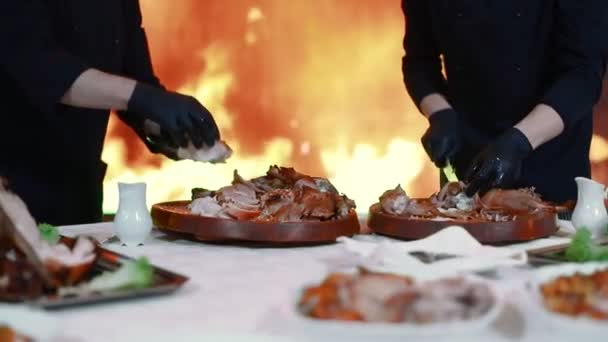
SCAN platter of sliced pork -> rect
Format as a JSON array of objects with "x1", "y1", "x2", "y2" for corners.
[
  {"x1": 151, "y1": 166, "x2": 360, "y2": 245},
  {"x1": 367, "y1": 182, "x2": 570, "y2": 243}
]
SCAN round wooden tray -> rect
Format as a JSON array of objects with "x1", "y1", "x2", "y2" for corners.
[
  {"x1": 151, "y1": 201, "x2": 360, "y2": 245},
  {"x1": 367, "y1": 203, "x2": 558, "y2": 244}
]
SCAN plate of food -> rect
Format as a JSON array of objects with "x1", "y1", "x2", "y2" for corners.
[
  {"x1": 151, "y1": 165, "x2": 360, "y2": 245},
  {"x1": 0, "y1": 183, "x2": 188, "y2": 309},
  {"x1": 293, "y1": 269, "x2": 503, "y2": 336},
  {"x1": 527, "y1": 228, "x2": 608, "y2": 265},
  {"x1": 527, "y1": 262, "x2": 608, "y2": 332},
  {"x1": 368, "y1": 181, "x2": 567, "y2": 243}
]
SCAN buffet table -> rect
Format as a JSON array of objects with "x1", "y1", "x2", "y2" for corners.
[{"x1": 12, "y1": 222, "x2": 604, "y2": 341}]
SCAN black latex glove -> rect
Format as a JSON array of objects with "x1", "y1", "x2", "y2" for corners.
[
  {"x1": 127, "y1": 83, "x2": 220, "y2": 148},
  {"x1": 421, "y1": 108, "x2": 483, "y2": 168},
  {"x1": 116, "y1": 112, "x2": 179, "y2": 160},
  {"x1": 464, "y1": 127, "x2": 533, "y2": 197}
]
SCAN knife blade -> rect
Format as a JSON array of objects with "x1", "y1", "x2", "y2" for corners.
[{"x1": 442, "y1": 161, "x2": 459, "y2": 183}]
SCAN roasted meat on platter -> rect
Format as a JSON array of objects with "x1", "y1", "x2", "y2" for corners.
[
  {"x1": 299, "y1": 270, "x2": 495, "y2": 324},
  {"x1": 540, "y1": 269, "x2": 608, "y2": 320},
  {"x1": 0, "y1": 181, "x2": 96, "y2": 300},
  {"x1": 189, "y1": 166, "x2": 356, "y2": 222},
  {"x1": 378, "y1": 181, "x2": 559, "y2": 222}
]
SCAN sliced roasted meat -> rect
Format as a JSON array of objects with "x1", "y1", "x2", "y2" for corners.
[
  {"x1": 379, "y1": 185, "x2": 410, "y2": 215},
  {"x1": 379, "y1": 185, "x2": 439, "y2": 218},
  {"x1": 432, "y1": 182, "x2": 477, "y2": 212},
  {"x1": 480, "y1": 188, "x2": 554, "y2": 213},
  {"x1": 189, "y1": 166, "x2": 355, "y2": 222},
  {"x1": 0, "y1": 187, "x2": 96, "y2": 288},
  {"x1": 216, "y1": 183, "x2": 259, "y2": 210},
  {"x1": 300, "y1": 272, "x2": 495, "y2": 324},
  {"x1": 350, "y1": 273, "x2": 415, "y2": 322},
  {"x1": 189, "y1": 197, "x2": 225, "y2": 217},
  {"x1": 176, "y1": 140, "x2": 233, "y2": 164},
  {"x1": 297, "y1": 186, "x2": 336, "y2": 220}
]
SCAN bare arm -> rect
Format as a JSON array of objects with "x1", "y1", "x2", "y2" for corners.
[
  {"x1": 514, "y1": 104, "x2": 564, "y2": 149},
  {"x1": 419, "y1": 93, "x2": 452, "y2": 118},
  {"x1": 60, "y1": 68, "x2": 137, "y2": 111}
]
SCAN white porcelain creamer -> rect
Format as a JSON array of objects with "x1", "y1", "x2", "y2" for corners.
[
  {"x1": 571, "y1": 177, "x2": 608, "y2": 238},
  {"x1": 114, "y1": 182, "x2": 152, "y2": 246}
]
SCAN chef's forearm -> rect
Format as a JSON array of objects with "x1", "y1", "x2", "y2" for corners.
[
  {"x1": 514, "y1": 104, "x2": 565, "y2": 149},
  {"x1": 419, "y1": 93, "x2": 452, "y2": 118},
  {"x1": 60, "y1": 68, "x2": 136, "y2": 111}
]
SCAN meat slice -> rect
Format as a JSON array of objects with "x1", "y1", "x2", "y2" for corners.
[
  {"x1": 379, "y1": 185, "x2": 410, "y2": 215},
  {"x1": 335, "y1": 194, "x2": 356, "y2": 218},
  {"x1": 296, "y1": 187, "x2": 336, "y2": 220},
  {"x1": 216, "y1": 183, "x2": 259, "y2": 210},
  {"x1": 188, "y1": 197, "x2": 224, "y2": 217},
  {"x1": 480, "y1": 188, "x2": 553, "y2": 213},
  {"x1": 293, "y1": 177, "x2": 319, "y2": 191},
  {"x1": 232, "y1": 170, "x2": 269, "y2": 194},
  {"x1": 177, "y1": 140, "x2": 233, "y2": 164},
  {"x1": 256, "y1": 189, "x2": 304, "y2": 222},
  {"x1": 349, "y1": 273, "x2": 414, "y2": 322},
  {"x1": 0, "y1": 187, "x2": 96, "y2": 287}
]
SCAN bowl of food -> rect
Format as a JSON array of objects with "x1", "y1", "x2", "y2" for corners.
[
  {"x1": 528, "y1": 262, "x2": 608, "y2": 332},
  {"x1": 293, "y1": 269, "x2": 503, "y2": 336}
]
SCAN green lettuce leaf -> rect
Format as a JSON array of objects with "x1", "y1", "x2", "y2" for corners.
[
  {"x1": 59, "y1": 257, "x2": 154, "y2": 295},
  {"x1": 37, "y1": 223, "x2": 60, "y2": 244},
  {"x1": 564, "y1": 228, "x2": 608, "y2": 262}
]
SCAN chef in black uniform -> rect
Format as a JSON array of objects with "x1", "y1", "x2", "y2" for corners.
[
  {"x1": 0, "y1": 1, "x2": 221, "y2": 225},
  {"x1": 402, "y1": 0, "x2": 607, "y2": 202}
]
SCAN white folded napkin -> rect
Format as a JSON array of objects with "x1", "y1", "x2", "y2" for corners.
[{"x1": 332, "y1": 226, "x2": 527, "y2": 281}]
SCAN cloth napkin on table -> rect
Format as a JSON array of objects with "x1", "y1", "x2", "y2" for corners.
[{"x1": 329, "y1": 226, "x2": 527, "y2": 281}]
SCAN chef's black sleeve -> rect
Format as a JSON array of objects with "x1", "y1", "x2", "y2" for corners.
[
  {"x1": 0, "y1": 0, "x2": 89, "y2": 115},
  {"x1": 121, "y1": 0, "x2": 163, "y2": 88},
  {"x1": 541, "y1": 0, "x2": 608, "y2": 129},
  {"x1": 401, "y1": 0, "x2": 447, "y2": 110},
  {"x1": 117, "y1": 0, "x2": 163, "y2": 130}
]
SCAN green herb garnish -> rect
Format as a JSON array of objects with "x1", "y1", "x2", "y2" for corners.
[
  {"x1": 59, "y1": 257, "x2": 154, "y2": 295},
  {"x1": 564, "y1": 228, "x2": 608, "y2": 262},
  {"x1": 37, "y1": 223, "x2": 60, "y2": 244}
]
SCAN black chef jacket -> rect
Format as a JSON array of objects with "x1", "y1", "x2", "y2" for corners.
[
  {"x1": 402, "y1": 0, "x2": 607, "y2": 203},
  {"x1": 0, "y1": 0, "x2": 160, "y2": 225}
]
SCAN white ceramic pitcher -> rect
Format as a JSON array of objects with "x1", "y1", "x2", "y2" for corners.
[
  {"x1": 571, "y1": 177, "x2": 608, "y2": 238},
  {"x1": 114, "y1": 182, "x2": 152, "y2": 246}
]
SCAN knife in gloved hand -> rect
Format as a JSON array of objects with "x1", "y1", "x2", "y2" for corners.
[{"x1": 442, "y1": 161, "x2": 459, "y2": 183}]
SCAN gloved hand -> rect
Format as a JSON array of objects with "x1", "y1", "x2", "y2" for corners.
[
  {"x1": 127, "y1": 83, "x2": 220, "y2": 148},
  {"x1": 421, "y1": 108, "x2": 482, "y2": 168},
  {"x1": 116, "y1": 112, "x2": 179, "y2": 160},
  {"x1": 464, "y1": 127, "x2": 533, "y2": 197}
]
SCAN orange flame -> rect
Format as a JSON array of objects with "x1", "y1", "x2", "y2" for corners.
[{"x1": 102, "y1": 1, "x2": 608, "y2": 213}]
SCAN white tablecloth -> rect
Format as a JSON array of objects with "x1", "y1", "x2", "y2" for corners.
[{"x1": 7, "y1": 223, "x2": 604, "y2": 341}]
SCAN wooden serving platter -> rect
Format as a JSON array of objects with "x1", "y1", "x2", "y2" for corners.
[
  {"x1": 367, "y1": 203, "x2": 558, "y2": 244},
  {"x1": 151, "y1": 201, "x2": 360, "y2": 245}
]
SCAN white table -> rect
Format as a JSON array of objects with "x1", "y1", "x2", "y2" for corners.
[{"x1": 9, "y1": 223, "x2": 605, "y2": 341}]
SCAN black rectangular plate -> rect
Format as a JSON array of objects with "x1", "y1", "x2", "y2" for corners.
[{"x1": 26, "y1": 247, "x2": 188, "y2": 310}]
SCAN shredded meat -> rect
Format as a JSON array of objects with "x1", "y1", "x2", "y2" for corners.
[
  {"x1": 480, "y1": 188, "x2": 554, "y2": 213},
  {"x1": 189, "y1": 165, "x2": 356, "y2": 222},
  {"x1": 379, "y1": 182, "x2": 554, "y2": 222},
  {"x1": 540, "y1": 269, "x2": 608, "y2": 320},
  {"x1": 299, "y1": 271, "x2": 495, "y2": 324}
]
